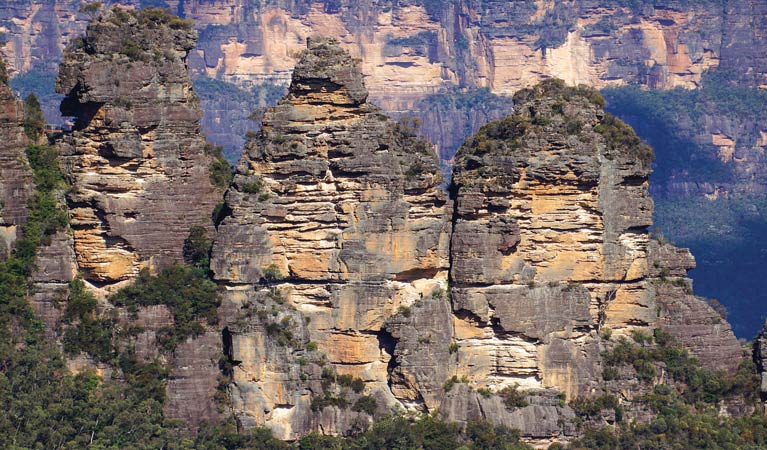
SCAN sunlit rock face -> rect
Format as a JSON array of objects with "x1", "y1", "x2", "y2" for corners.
[
  {"x1": 55, "y1": 8, "x2": 223, "y2": 285},
  {"x1": 209, "y1": 40, "x2": 741, "y2": 445},
  {"x1": 0, "y1": 62, "x2": 32, "y2": 259},
  {"x1": 448, "y1": 81, "x2": 740, "y2": 403},
  {"x1": 449, "y1": 80, "x2": 656, "y2": 400},
  {"x1": 210, "y1": 36, "x2": 452, "y2": 439}
]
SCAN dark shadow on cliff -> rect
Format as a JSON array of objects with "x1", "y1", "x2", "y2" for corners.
[{"x1": 604, "y1": 84, "x2": 767, "y2": 338}]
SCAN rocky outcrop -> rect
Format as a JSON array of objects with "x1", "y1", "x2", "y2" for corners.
[
  {"x1": 441, "y1": 384, "x2": 577, "y2": 447},
  {"x1": 205, "y1": 40, "x2": 745, "y2": 443},
  {"x1": 6, "y1": 4, "x2": 751, "y2": 442},
  {"x1": 0, "y1": 59, "x2": 33, "y2": 258},
  {"x1": 449, "y1": 80, "x2": 656, "y2": 399},
  {"x1": 650, "y1": 241, "x2": 742, "y2": 373},
  {"x1": 4, "y1": 1, "x2": 767, "y2": 159},
  {"x1": 55, "y1": 8, "x2": 223, "y2": 286},
  {"x1": 211, "y1": 36, "x2": 452, "y2": 439},
  {"x1": 447, "y1": 80, "x2": 742, "y2": 412},
  {"x1": 48, "y1": 8, "x2": 227, "y2": 428}
]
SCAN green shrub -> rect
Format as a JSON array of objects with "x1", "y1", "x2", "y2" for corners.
[
  {"x1": 110, "y1": 266, "x2": 220, "y2": 351},
  {"x1": 499, "y1": 384, "x2": 528, "y2": 409},
  {"x1": 571, "y1": 394, "x2": 620, "y2": 419},
  {"x1": 352, "y1": 395, "x2": 377, "y2": 415},
  {"x1": 444, "y1": 375, "x2": 460, "y2": 392},
  {"x1": 206, "y1": 144, "x2": 233, "y2": 188},
  {"x1": 64, "y1": 278, "x2": 97, "y2": 322},
  {"x1": 135, "y1": 7, "x2": 194, "y2": 31},
  {"x1": 242, "y1": 179, "x2": 264, "y2": 194},
  {"x1": 630, "y1": 329, "x2": 653, "y2": 345},
  {"x1": 79, "y1": 2, "x2": 103, "y2": 18},
  {"x1": 62, "y1": 315, "x2": 115, "y2": 362},
  {"x1": 23, "y1": 94, "x2": 45, "y2": 140},
  {"x1": 311, "y1": 392, "x2": 349, "y2": 411},
  {"x1": 602, "y1": 367, "x2": 619, "y2": 381},
  {"x1": 183, "y1": 225, "x2": 212, "y2": 269},
  {"x1": 266, "y1": 316, "x2": 297, "y2": 347},
  {"x1": 121, "y1": 39, "x2": 143, "y2": 61},
  {"x1": 337, "y1": 375, "x2": 365, "y2": 394},
  {"x1": 477, "y1": 387, "x2": 492, "y2": 398},
  {"x1": 262, "y1": 264, "x2": 284, "y2": 283},
  {"x1": 0, "y1": 56, "x2": 7, "y2": 84}
]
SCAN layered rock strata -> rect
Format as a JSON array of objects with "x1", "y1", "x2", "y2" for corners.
[
  {"x1": 55, "y1": 8, "x2": 223, "y2": 285},
  {"x1": 448, "y1": 81, "x2": 741, "y2": 404},
  {"x1": 449, "y1": 80, "x2": 655, "y2": 400},
  {"x1": 14, "y1": 8, "x2": 748, "y2": 442},
  {"x1": 49, "y1": 8, "x2": 227, "y2": 427},
  {"x1": 209, "y1": 39, "x2": 743, "y2": 444},
  {"x1": 0, "y1": 62, "x2": 33, "y2": 257},
  {"x1": 5, "y1": 1, "x2": 766, "y2": 94},
  {"x1": 211, "y1": 36, "x2": 453, "y2": 438}
]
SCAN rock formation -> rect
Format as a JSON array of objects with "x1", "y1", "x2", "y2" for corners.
[
  {"x1": 208, "y1": 39, "x2": 743, "y2": 445},
  {"x1": 8, "y1": 5, "x2": 750, "y2": 444},
  {"x1": 55, "y1": 7, "x2": 224, "y2": 286},
  {"x1": 0, "y1": 59, "x2": 33, "y2": 258},
  {"x1": 45, "y1": 8, "x2": 227, "y2": 428},
  {"x1": 211, "y1": 36, "x2": 452, "y2": 439},
  {"x1": 447, "y1": 80, "x2": 742, "y2": 406}
]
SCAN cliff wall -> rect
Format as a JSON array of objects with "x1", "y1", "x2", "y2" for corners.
[
  {"x1": 210, "y1": 35, "x2": 453, "y2": 438},
  {"x1": 43, "y1": 8, "x2": 226, "y2": 428},
  {"x1": 0, "y1": 60, "x2": 33, "y2": 257},
  {"x1": 3, "y1": 1, "x2": 767, "y2": 157},
  {"x1": 8, "y1": 7, "x2": 752, "y2": 445},
  {"x1": 208, "y1": 39, "x2": 743, "y2": 445},
  {"x1": 55, "y1": 8, "x2": 223, "y2": 285}
]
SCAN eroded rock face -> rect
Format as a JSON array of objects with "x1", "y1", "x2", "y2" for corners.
[
  {"x1": 0, "y1": 63, "x2": 33, "y2": 258},
  {"x1": 55, "y1": 9, "x2": 223, "y2": 285},
  {"x1": 211, "y1": 36, "x2": 452, "y2": 439},
  {"x1": 649, "y1": 241, "x2": 742, "y2": 373},
  {"x1": 448, "y1": 80, "x2": 742, "y2": 406},
  {"x1": 449, "y1": 81, "x2": 655, "y2": 399},
  {"x1": 208, "y1": 43, "x2": 744, "y2": 443}
]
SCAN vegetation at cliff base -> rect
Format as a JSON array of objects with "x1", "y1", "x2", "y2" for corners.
[
  {"x1": 0, "y1": 56, "x2": 7, "y2": 84},
  {"x1": 566, "y1": 328, "x2": 767, "y2": 449},
  {"x1": 0, "y1": 144, "x2": 67, "y2": 337}
]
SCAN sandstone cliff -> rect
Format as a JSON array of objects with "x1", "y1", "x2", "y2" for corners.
[
  {"x1": 47, "y1": 8, "x2": 227, "y2": 428},
  {"x1": 0, "y1": 4, "x2": 755, "y2": 445},
  {"x1": 0, "y1": 58, "x2": 33, "y2": 258},
  {"x1": 55, "y1": 7, "x2": 224, "y2": 285},
  {"x1": 211, "y1": 35, "x2": 453, "y2": 439},
  {"x1": 4, "y1": 1, "x2": 767, "y2": 159},
  {"x1": 206, "y1": 39, "x2": 743, "y2": 445},
  {"x1": 444, "y1": 80, "x2": 741, "y2": 427}
]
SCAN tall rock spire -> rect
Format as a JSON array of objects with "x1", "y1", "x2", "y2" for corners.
[
  {"x1": 0, "y1": 56, "x2": 33, "y2": 258},
  {"x1": 55, "y1": 8, "x2": 224, "y2": 285},
  {"x1": 211, "y1": 36, "x2": 452, "y2": 438}
]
